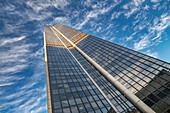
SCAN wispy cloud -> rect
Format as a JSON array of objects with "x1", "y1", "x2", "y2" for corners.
[
  {"x1": 134, "y1": 13, "x2": 170, "y2": 50},
  {"x1": 0, "y1": 97, "x2": 26, "y2": 110},
  {"x1": 143, "y1": 5, "x2": 150, "y2": 10},
  {"x1": 0, "y1": 37, "x2": 37, "y2": 94},
  {"x1": 0, "y1": 75, "x2": 24, "y2": 87},
  {"x1": 134, "y1": 35, "x2": 150, "y2": 50},
  {"x1": 0, "y1": 45, "x2": 47, "y2": 112},
  {"x1": 150, "y1": 13, "x2": 170, "y2": 41},
  {"x1": 111, "y1": 11, "x2": 122, "y2": 20},
  {"x1": 81, "y1": 0, "x2": 94, "y2": 7},
  {"x1": 26, "y1": 11, "x2": 53, "y2": 21},
  {"x1": 13, "y1": 87, "x2": 46, "y2": 113},
  {"x1": 20, "y1": 82, "x2": 38, "y2": 90},
  {"x1": 109, "y1": 37, "x2": 115, "y2": 42},
  {"x1": 152, "y1": 2, "x2": 160, "y2": 10},
  {"x1": 0, "y1": 84, "x2": 46, "y2": 112},
  {"x1": 0, "y1": 0, "x2": 70, "y2": 37},
  {"x1": 75, "y1": 1, "x2": 121, "y2": 29},
  {"x1": 0, "y1": 43, "x2": 37, "y2": 65},
  {"x1": 53, "y1": 17, "x2": 71, "y2": 26},
  {"x1": 145, "y1": 50, "x2": 158, "y2": 58},
  {"x1": 32, "y1": 46, "x2": 44, "y2": 60},
  {"x1": 125, "y1": 7, "x2": 139, "y2": 18},
  {"x1": 0, "y1": 82, "x2": 15, "y2": 87},
  {"x1": 30, "y1": 106, "x2": 47, "y2": 113},
  {"x1": 150, "y1": 0, "x2": 162, "y2": 3},
  {"x1": 0, "y1": 36, "x2": 26, "y2": 47},
  {"x1": 26, "y1": 0, "x2": 70, "y2": 13},
  {"x1": 0, "y1": 65, "x2": 28, "y2": 74},
  {"x1": 3, "y1": 4, "x2": 15, "y2": 11},
  {"x1": 133, "y1": 18, "x2": 150, "y2": 31},
  {"x1": 122, "y1": 0, "x2": 145, "y2": 18}
]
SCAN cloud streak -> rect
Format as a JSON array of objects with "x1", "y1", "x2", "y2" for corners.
[
  {"x1": 122, "y1": 0, "x2": 145, "y2": 18},
  {"x1": 75, "y1": 1, "x2": 121, "y2": 29},
  {"x1": 145, "y1": 50, "x2": 158, "y2": 58},
  {"x1": 0, "y1": 36, "x2": 26, "y2": 47},
  {"x1": 134, "y1": 13, "x2": 170, "y2": 50},
  {"x1": 26, "y1": 0, "x2": 70, "y2": 13}
]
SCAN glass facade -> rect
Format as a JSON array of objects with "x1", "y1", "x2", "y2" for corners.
[
  {"x1": 70, "y1": 48, "x2": 137, "y2": 112},
  {"x1": 47, "y1": 46, "x2": 114, "y2": 113},
  {"x1": 44, "y1": 23, "x2": 170, "y2": 113},
  {"x1": 77, "y1": 35, "x2": 170, "y2": 112}
]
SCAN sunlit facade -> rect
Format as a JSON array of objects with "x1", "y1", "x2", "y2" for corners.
[{"x1": 44, "y1": 23, "x2": 170, "y2": 113}]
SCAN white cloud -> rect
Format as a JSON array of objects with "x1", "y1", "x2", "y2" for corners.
[
  {"x1": 32, "y1": 46, "x2": 44, "y2": 60},
  {"x1": 0, "y1": 58, "x2": 46, "y2": 111},
  {"x1": 18, "y1": 97, "x2": 37, "y2": 109},
  {"x1": 134, "y1": 13, "x2": 170, "y2": 50},
  {"x1": 134, "y1": 0, "x2": 145, "y2": 6},
  {"x1": 143, "y1": 5, "x2": 150, "y2": 10},
  {"x1": 102, "y1": 31, "x2": 115, "y2": 41},
  {"x1": 122, "y1": 25, "x2": 128, "y2": 31},
  {"x1": 4, "y1": 90, "x2": 28, "y2": 100},
  {"x1": 75, "y1": 1, "x2": 121, "y2": 29},
  {"x1": 122, "y1": 4, "x2": 128, "y2": 9},
  {"x1": 0, "y1": 82, "x2": 15, "y2": 87},
  {"x1": 10, "y1": 87, "x2": 46, "y2": 113},
  {"x1": 150, "y1": 13, "x2": 170, "y2": 40},
  {"x1": 30, "y1": 106, "x2": 47, "y2": 113},
  {"x1": 26, "y1": 11, "x2": 53, "y2": 21},
  {"x1": 1, "y1": 0, "x2": 70, "y2": 35},
  {"x1": 0, "y1": 65, "x2": 28, "y2": 74},
  {"x1": 3, "y1": 4, "x2": 15, "y2": 11},
  {"x1": 26, "y1": 0, "x2": 70, "y2": 13},
  {"x1": 0, "y1": 36, "x2": 26, "y2": 47},
  {"x1": 125, "y1": 7, "x2": 139, "y2": 18},
  {"x1": 0, "y1": 75, "x2": 24, "y2": 87},
  {"x1": 54, "y1": 17, "x2": 70, "y2": 25},
  {"x1": 105, "y1": 24, "x2": 114, "y2": 30},
  {"x1": 0, "y1": 44, "x2": 36, "y2": 65},
  {"x1": 134, "y1": 19, "x2": 150, "y2": 31},
  {"x1": 122, "y1": 0, "x2": 145, "y2": 18},
  {"x1": 96, "y1": 26, "x2": 102, "y2": 32},
  {"x1": 29, "y1": 93, "x2": 46, "y2": 111},
  {"x1": 152, "y1": 3, "x2": 160, "y2": 10},
  {"x1": 0, "y1": 22, "x2": 23, "y2": 35},
  {"x1": 0, "y1": 42, "x2": 37, "y2": 92},
  {"x1": 126, "y1": 36, "x2": 133, "y2": 41},
  {"x1": 8, "y1": 98, "x2": 26, "y2": 106},
  {"x1": 109, "y1": 37, "x2": 115, "y2": 42},
  {"x1": 134, "y1": 35, "x2": 150, "y2": 50},
  {"x1": 157, "y1": 1, "x2": 169, "y2": 11},
  {"x1": 111, "y1": 11, "x2": 122, "y2": 19},
  {"x1": 126, "y1": 31, "x2": 137, "y2": 41},
  {"x1": 55, "y1": 17, "x2": 68, "y2": 22},
  {"x1": 0, "y1": 97, "x2": 26, "y2": 109},
  {"x1": 20, "y1": 82, "x2": 38, "y2": 90},
  {"x1": 150, "y1": 0, "x2": 162, "y2": 2},
  {"x1": 0, "y1": 76, "x2": 23, "y2": 83},
  {"x1": 82, "y1": 0, "x2": 94, "y2": 7},
  {"x1": 1, "y1": 85, "x2": 46, "y2": 112},
  {"x1": 145, "y1": 50, "x2": 158, "y2": 58}
]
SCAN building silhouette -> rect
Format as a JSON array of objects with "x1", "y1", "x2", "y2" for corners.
[{"x1": 44, "y1": 23, "x2": 170, "y2": 113}]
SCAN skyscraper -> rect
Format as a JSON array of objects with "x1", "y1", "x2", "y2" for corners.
[{"x1": 44, "y1": 23, "x2": 170, "y2": 113}]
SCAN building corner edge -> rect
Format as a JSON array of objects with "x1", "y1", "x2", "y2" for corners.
[{"x1": 44, "y1": 29, "x2": 53, "y2": 113}]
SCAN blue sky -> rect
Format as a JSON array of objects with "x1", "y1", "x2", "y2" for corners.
[{"x1": 0, "y1": 0, "x2": 169, "y2": 113}]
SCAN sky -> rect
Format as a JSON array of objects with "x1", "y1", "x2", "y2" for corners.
[{"x1": 0, "y1": 0, "x2": 169, "y2": 113}]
